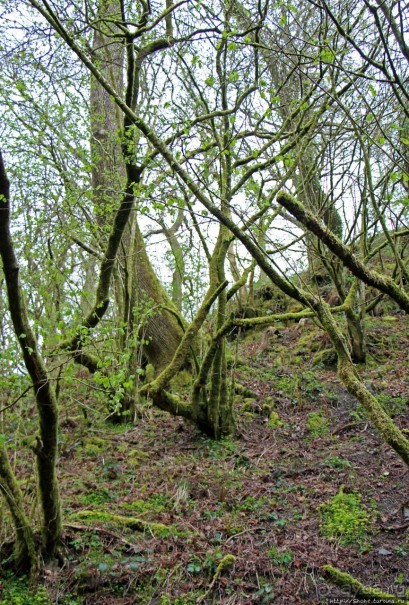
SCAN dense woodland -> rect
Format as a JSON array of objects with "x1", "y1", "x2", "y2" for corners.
[{"x1": 0, "y1": 0, "x2": 408, "y2": 603}]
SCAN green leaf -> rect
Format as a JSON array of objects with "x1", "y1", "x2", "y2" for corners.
[
  {"x1": 368, "y1": 84, "x2": 377, "y2": 97},
  {"x1": 16, "y1": 78, "x2": 26, "y2": 93},
  {"x1": 205, "y1": 77, "x2": 214, "y2": 87},
  {"x1": 320, "y1": 48, "x2": 335, "y2": 64},
  {"x1": 400, "y1": 137, "x2": 409, "y2": 145},
  {"x1": 98, "y1": 563, "x2": 109, "y2": 572}
]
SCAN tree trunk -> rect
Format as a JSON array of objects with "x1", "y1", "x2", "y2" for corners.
[
  {"x1": 0, "y1": 152, "x2": 62, "y2": 563},
  {"x1": 0, "y1": 441, "x2": 37, "y2": 573},
  {"x1": 88, "y1": 0, "x2": 185, "y2": 415}
]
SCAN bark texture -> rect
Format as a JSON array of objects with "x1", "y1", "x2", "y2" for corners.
[{"x1": 0, "y1": 151, "x2": 62, "y2": 561}]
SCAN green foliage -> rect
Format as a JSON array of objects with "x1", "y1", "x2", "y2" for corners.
[
  {"x1": 80, "y1": 489, "x2": 113, "y2": 505},
  {"x1": 186, "y1": 555, "x2": 202, "y2": 574},
  {"x1": 0, "y1": 575, "x2": 51, "y2": 605},
  {"x1": 267, "y1": 547, "x2": 293, "y2": 567},
  {"x1": 350, "y1": 403, "x2": 366, "y2": 421},
  {"x1": 254, "y1": 581, "x2": 275, "y2": 603},
  {"x1": 319, "y1": 488, "x2": 376, "y2": 547},
  {"x1": 206, "y1": 437, "x2": 238, "y2": 459},
  {"x1": 324, "y1": 456, "x2": 352, "y2": 469},
  {"x1": 159, "y1": 596, "x2": 198, "y2": 605},
  {"x1": 92, "y1": 294, "x2": 158, "y2": 415},
  {"x1": 307, "y1": 411, "x2": 329, "y2": 436}
]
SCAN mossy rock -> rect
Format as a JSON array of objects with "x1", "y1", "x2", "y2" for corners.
[{"x1": 312, "y1": 348, "x2": 337, "y2": 367}]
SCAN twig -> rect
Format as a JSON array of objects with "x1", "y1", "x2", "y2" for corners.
[
  {"x1": 0, "y1": 386, "x2": 32, "y2": 414},
  {"x1": 226, "y1": 528, "x2": 255, "y2": 543}
]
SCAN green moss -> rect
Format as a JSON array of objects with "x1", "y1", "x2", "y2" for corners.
[
  {"x1": 307, "y1": 411, "x2": 329, "y2": 436},
  {"x1": 319, "y1": 488, "x2": 375, "y2": 548},
  {"x1": 80, "y1": 490, "x2": 112, "y2": 505},
  {"x1": 225, "y1": 349, "x2": 235, "y2": 368},
  {"x1": 169, "y1": 369, "x2": 192, "y2": 389},
  {"x1": 127, "y1": 449, "x2": 150, "y2": 465},
  {"x1": 296, "y1": 330, "x2": 322, "y2": 353},
  {"x1": 377, "y1": 394, "x2": 407, "y2": 416},
  {"x1": 70, "y1": 510, "x2": 179, "y2": 537},
  {"x1": 0, "y1": 575, "x2": 51, "y2": 605},
  {"x1": 145, "y1": 364, "x2": 155, "y2": 382},
  {"x1": 267, "y1": 411, "x2": 283, "y2": 428},
  {"x1": 324, "y1": 456, "x2": 352, "y2": 470},
  {"x1": 242, "y1": 398, "x2": 257, "y2": 412},
  {"x1": 322, "y1": 565, "x2": 408, "y2": 603},
  {"x1": 312, "y1": 348, "x2": 337, "y2": 367},
  {"x1": 123, "y1": 494, "x2": 171, "y2": 514}
]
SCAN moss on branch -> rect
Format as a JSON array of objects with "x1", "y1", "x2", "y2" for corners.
[
  {"x1": 322, "y1": 565, "x2": 408, "y2": 604},
  {"x1": 197, "y1": 554, "x2": 236, "y2": 603},
  {"x1": 277, "y1": 190, "x2": 409, "y2": 313},
  {"x1": 72, "y1": 510, "x2": 180, "y2": 537}
]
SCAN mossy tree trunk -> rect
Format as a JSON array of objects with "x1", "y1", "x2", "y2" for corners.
[
  {"x1": 193, "y1": 228, "x2": 234, "y2": 438},
  {"x1": 315, "y1": 300, "x2": 409, "y2": 467},
  {"x1": 190, "y1": 27, "x2": 236, "y2": 438},
  {"x1": 157, "y1": 207, "x2": 186, "y2": 312},
  {"x1": 0, "y1": 440, "x2": 37, "y2": 573},
  {"x1": 0, "y1": 152, "x2": 62, "y2": 565}
]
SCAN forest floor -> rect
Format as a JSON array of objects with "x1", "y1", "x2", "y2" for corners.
[{"x1": 1, "y1": 315, "x2": 408, "y2": 604}]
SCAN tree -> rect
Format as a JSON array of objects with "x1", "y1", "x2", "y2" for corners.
[
  {"x1": 26, "y1": 0, "x2": 408, "y2": 464},
  {"x1": 1, "y1": 0, "x2": 409, "y2": 578},
  {"x1": 0, "y1": 152, "x2": 62, "y2": 570}
]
